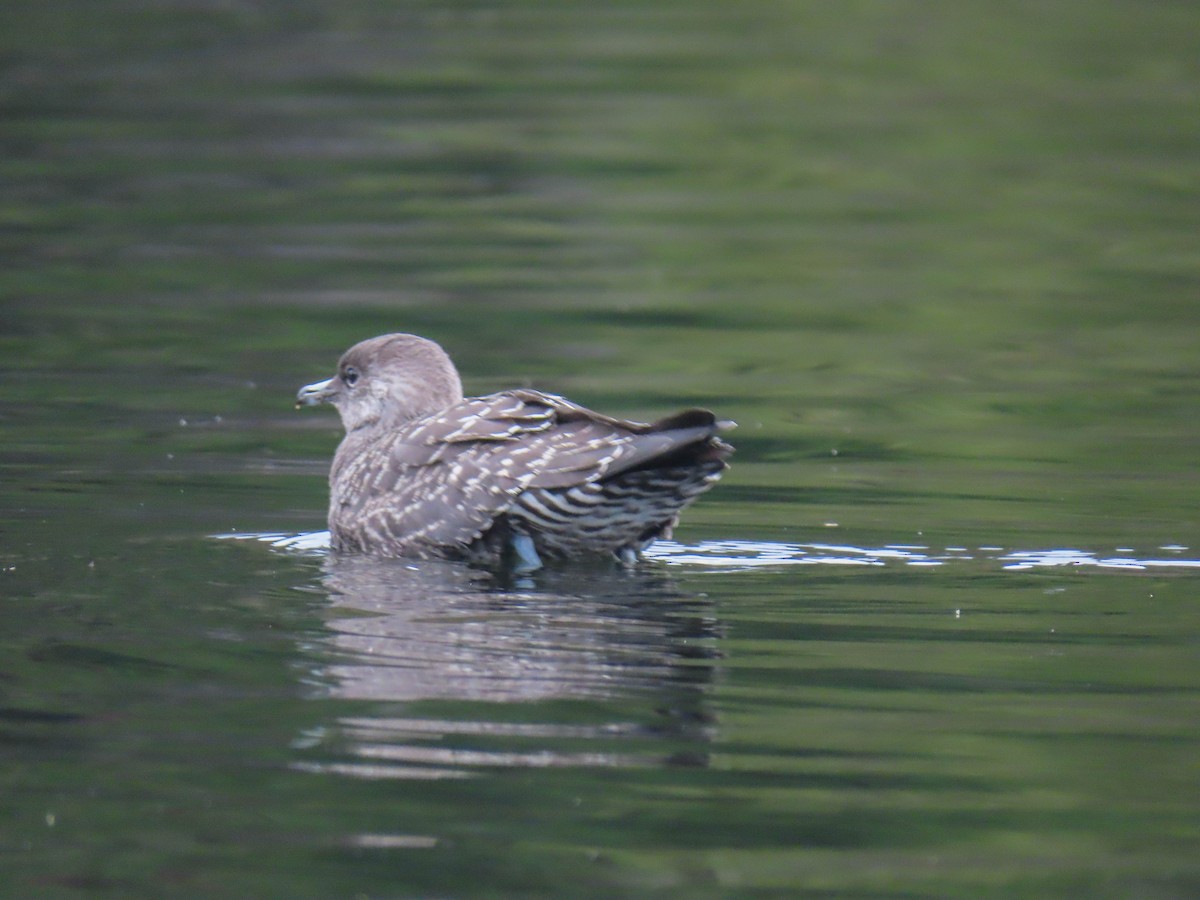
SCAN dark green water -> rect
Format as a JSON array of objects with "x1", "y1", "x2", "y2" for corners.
[{"x1": 2, "y1": 2, "x2": 1199, "y2": 897}]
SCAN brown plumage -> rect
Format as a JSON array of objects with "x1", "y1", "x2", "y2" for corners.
[{"x1": 296, "y1": 333, "x2": 733, "y2": 570}]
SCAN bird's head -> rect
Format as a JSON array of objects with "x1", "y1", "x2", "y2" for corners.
[{"x1": 296, "y1": 333, "x2": 464, "y2": 432}]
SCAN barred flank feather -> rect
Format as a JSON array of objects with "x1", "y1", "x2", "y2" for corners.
[{"x1": 297, "y1": 333, "x2": 733, "y2": 565}]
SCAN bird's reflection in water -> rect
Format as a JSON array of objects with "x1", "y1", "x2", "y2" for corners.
[{"x1": 297, "y1": 555, "x2": 722, "y2": 779}]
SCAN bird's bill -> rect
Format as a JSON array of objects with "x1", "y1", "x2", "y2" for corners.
[{"x1": 295, "y1": 377, "x2": 336, "y2": 409}]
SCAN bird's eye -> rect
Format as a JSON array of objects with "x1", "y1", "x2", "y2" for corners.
[{"x1": 343, "y1": 367, "x2": 360, "y2": 387}]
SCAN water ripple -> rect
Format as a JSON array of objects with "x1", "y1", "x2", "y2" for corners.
[{"x1": 221, "y1": 532, "x2": 1199, "y2": 573}]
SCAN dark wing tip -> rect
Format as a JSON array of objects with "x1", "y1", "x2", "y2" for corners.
[{"x1": 649, "y1": 408, "x2": 717, "y2": 433}]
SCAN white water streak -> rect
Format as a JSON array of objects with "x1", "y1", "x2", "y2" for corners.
[{"x1": 216, "y1": 532, "x2": 1199, "y2": 573}]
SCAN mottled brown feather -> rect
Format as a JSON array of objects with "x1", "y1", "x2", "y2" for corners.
[{"x1": 297, "y1": 335, "x2": 732, "y2": 563}]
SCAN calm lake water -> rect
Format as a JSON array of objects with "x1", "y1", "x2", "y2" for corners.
[{"x1": 3, "y1": 2, "x2": 1199, "y2": 897}]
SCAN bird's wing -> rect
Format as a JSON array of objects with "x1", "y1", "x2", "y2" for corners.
[
  {"x1": 337, "y1": 391, "x2": 724, "y2": 551},
  {"x1": 510, "y1": 393, "x2": 729, "y2": 488},
  {"x1": 336, "y1": 395, "x2": 540, "y2": 550},
  {"x1": 434, "y1": 391, "x2": 728, "y2": 489}
]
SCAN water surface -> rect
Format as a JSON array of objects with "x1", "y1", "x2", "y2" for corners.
[{"x1": 2, "y1": 1, "x2": 1199, "y2": 896}]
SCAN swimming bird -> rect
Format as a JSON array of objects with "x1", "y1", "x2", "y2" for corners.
[{"x1": 295, "y1": 333, "x2": 733, "y2": 571}]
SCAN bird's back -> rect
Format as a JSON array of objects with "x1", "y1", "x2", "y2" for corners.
[{"x1": 326, "y1": 389, "x2": 731, "y2": 563}]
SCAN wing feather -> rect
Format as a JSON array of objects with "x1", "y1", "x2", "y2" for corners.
[{"x1": 328, "y1": 389, "x2": 728, "y2": 556}]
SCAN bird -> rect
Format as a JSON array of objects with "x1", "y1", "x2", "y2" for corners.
[{"x1": 295, "y1": 333, "x2": 733, "y2": 572}]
